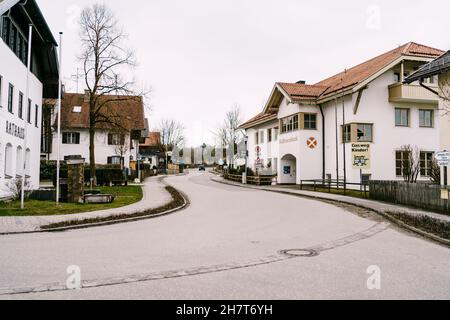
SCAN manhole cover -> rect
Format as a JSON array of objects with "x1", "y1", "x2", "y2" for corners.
[{"x1": 280, "y1": 249, "x2": 318, "y2": 257}]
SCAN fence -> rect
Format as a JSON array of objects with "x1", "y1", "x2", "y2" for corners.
[
  {"x1": 300, "y1": 179, "x2": 370, "y2": 198},
  {"x1": 223, "y1": 173, "x2": 277, "y2": 186},
  {"x1": 369, "y1": 181, "x2": 450, "y2": 214}
]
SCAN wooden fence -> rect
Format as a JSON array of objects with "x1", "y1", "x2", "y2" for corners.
[
  {"x1": 223, "y1": 173, "x2": 277, "y2": 186},
  {"x1": 369, "y1": 181, "x2": 450, "y2": 214}
]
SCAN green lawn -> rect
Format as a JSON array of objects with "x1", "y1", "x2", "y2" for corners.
[{"x1": 0, "y1": 186, "x2": 143, "y2": 217}]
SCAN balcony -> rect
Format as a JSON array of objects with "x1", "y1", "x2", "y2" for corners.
[{"x1": 388, "y1": 83, "x2": 439, "y2": 104}]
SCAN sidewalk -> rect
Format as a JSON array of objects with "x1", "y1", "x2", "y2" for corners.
[
  {"x1": 0, "y1": 176, "x2": 173, "y2": 234},
  {"x1": 212, "y1": 176, "x2": 450, "y2": 223}
]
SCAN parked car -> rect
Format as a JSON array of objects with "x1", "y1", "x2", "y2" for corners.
[{"x1": 199, "y1": 165, "x2": 206, "y2": 171}]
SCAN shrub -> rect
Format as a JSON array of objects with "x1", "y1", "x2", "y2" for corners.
[
  {"x1": 53, "y1": 168, "x2": 125, "y2": 186},
  {"x1": 6, "y1": 178, "x2": 32, "y2": 201}
]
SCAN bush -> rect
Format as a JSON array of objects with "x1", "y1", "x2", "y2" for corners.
[
  {"x1": 53, "y1": 168, "x2": 126, "y2": 186},
  {"x1": 40, "y1": 161, "x2": 67, "y2": 180}
]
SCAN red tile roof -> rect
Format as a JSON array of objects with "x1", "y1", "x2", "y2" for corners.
[
  {"x1": 242, "y1": 42, "x2": 444, "y2": 128},
  {"x1": 140, "y1": 132, "x2": 161, "y2": 147},
  {"x1": 315, "y1": 42, "x2": 445, "y2": 96},
  {"x1": 47, "y1": 93, "x2": 146, "y2": 131},
  {"x1": 240, "y1": 112, "x2": 277, "y2": 128}
]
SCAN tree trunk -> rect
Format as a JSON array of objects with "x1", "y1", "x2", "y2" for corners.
[{"x1": 89, "y1": 127, "x2": 97, "y2": 186}]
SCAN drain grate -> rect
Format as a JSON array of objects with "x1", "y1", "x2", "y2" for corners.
[{"x1": 280, "y1": 249, "x2": 319, "y2": 257}]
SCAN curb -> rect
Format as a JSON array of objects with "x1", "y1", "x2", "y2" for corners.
[
  {"x1": 0, "y1": 177, "x2": 189, "y2": 236},
  {"x1": 212, "y1": 177, "x2": 450, "y2": 248}
]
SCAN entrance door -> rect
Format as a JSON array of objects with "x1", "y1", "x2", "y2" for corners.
[{"x1": 280, "y1": 154, "x2": 297, "y2": 184}]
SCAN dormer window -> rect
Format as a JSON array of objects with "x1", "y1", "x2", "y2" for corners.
[{"x1": 73, "y1": 106, "x2": 82, "y2": 113}]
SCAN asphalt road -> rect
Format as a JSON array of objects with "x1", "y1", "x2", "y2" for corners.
[{"x1": 0, "y1": 171, "x2": 449, "y2": 299}]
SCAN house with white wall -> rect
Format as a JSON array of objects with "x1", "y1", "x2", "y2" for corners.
[
  {"x1": 241, "y1": 42, "x2": 445, "y2": 185},
  {"x1": 43, "y1": 92, "x2": 146, "y2": 169},
  {"x1": 405, "y1": 50, "x2": 450, "y2": 185},
  {"x1": 0, "y1": 0, "x2": 59, "y2": 198}
]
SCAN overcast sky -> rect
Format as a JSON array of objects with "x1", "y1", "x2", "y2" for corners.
[{"x1": 38, "y1": 0, "x2": 450, "y2": 146}]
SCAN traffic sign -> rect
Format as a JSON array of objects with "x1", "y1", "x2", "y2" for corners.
[{"x1": 436, "y1": 151, "x2": 449, "y2": 167}]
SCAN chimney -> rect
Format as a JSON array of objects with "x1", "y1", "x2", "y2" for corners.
[
  {"x1": 296, "y1": 80, "x2": 306, "y2": 85},
  {"x1": 84, "y1": 90, "x2": 90, "y2": 102}
]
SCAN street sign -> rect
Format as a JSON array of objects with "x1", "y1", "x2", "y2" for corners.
[
  {"x1": 255, "y1": 146, "x2": 261, "y2": 154},
  {"x1": 352, "y1": 143, "x2": 371, "y2": 170},
  {"x1": 435, "y1": 151, "x2": 449, "y2": 167}
]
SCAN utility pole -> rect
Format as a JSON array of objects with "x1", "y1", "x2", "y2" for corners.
[
  {"x1": 21, "y1": 24, "x2": 33, "y2": 210},
  {"x1": 56, "y1": 32, "x2": 63, "y2": 205}
]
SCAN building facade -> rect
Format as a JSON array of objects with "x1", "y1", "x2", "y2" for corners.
[
  {"x1": 42, "y1": 92, "x2": 146, "y2": 170},
  {"x1": 241, "y1": 42, "x2": 445, "y2": 185},
  {"x1": 0, "y1": 0, "x2": 58, "y2": 198},
  {"x1": 405, "y1": 50, "x2": 450, "y2": 185}
]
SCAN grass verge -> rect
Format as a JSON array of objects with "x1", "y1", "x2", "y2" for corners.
[
  {"x1": 40, "y1": 186, "x2": 185, "y2": 230},
  {"x1": 0, "y1": 186, "x2": 143, "y2": 217},
  {"x1": 286, "y1": 186, "x2": 370, "y2": 199},
  {"x1": 388, "y1": 212, "x2": 450, "y2": 240}
]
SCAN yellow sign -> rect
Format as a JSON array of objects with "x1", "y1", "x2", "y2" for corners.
[
  {"x1": 352, "y1": 143, "x2": 371, "y2": 170},
  {"x1": 441, "y1": 189, "x2": 449, "y2": 200}
]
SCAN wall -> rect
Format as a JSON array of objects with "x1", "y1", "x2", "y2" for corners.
[
  {"x1": 322, "y1": 68, "x2": 441, "y2": 184},
  {"x1": 0, "y1": 41, "x2": 43, "y2": 198},
  {"x1": 48, "y1": 129, "x2": 134, "y2": 168},
  {"x1": 246, "y1": 119, "x2": 279, "y2": 175},
  {"x1": 439, "y1": 73, "x2": 450, "y2": 185},
  {"x1": 370, "y1": 180, "x2": 449, "y2": 214}
]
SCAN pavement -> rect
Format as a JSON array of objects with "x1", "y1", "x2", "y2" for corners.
[
  {"x1": 0, "y1": 171, "x2": 449, "y2": 300},
  {"x1": 0, "y1": 176, "x2": 173, "y2": 234},
  {"x1": 212, "y1": 175, "x2": 450, "y2": 223}
]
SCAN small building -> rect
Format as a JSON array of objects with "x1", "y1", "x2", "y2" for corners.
[
  {"x1": 139, "y1": 131, "x2": 162, "y2": 169},
  {"x1": 0, "y1": 0, "x2": 59, "y2": 198},
  {"x1": 405, "y1": 50, "x2": 450, "y2": 184},
  {"x1": 42, "y1": 91, "x2": 146, "y2": 170},
  {"x1": 241, "y1": 42, "x2": 445, "y2": 185}
]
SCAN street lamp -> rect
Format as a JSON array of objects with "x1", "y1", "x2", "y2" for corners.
[
  {"x1": 243, "y1": 135, "x2": 248, "y2": 184},
  {"x1": 201, "y1": 143, "x2": 207, "y2": 166}
]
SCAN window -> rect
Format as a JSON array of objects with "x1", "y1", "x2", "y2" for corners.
[
  {"x1": 395, "y1": 108, "x2": 409, "y2": 127},
  {"x1": 303, "y1": 114, "x2": 317, "y2": 130},
  {"x1": 260, "y1": 131, "x2": 265, "y2": 144},
  {"x1": 255, "y1": 132, "x2": 259, "y2": 145},
  {"x1": 419, "y1": 110, "x2": 433, "y2": 128},
  {"x1": 18, "y1": 92, "x2": 23, "y2": 119},
  {"x1": 396, "y1": 151, "x2": 410, "y2": 177},
  {"x1": 8, "y1": 83, "x2": 13, "y2": 113},
  {"x1": 72, "y1": 106, "x2": 82, "y2": 113},
  {"x1": 268, "y1": 129, "x2": 272, "y2": 143},
  {"x1": 107, "y1": 156, "x2": 124, "y2": 166},
  {"x1": 4, "y1": 143, "x2": 13, "y2": 178},
  {"x1": 420, "y1": 152, "x2": 434, "y2": 177},
  {"x1": 357, "y1": 124, "x2": 373, "y2": 142},
  {"x1": 62, "y1": 132, "x2": 80, "y2": 144},
  {"x1": 393, "y1": 72, "x2": 401, "y2": 83},
  {"x1": 108, "y1": 133, "x2": 125, "y2": 145},
  {"x1": 2, "y1": 17, "x2": 28, "y2": 65},
  {"x1": 280, "y1": 114, "x2": 299, "y2": 134},
  {"x1": 27, "y1": 99, "x2": 32, "y2": 123},
  {"x1": 274, "y1": 128, "x2": 279, "y2": 141},
  {"x1": 35, "y1": 104, "x2": 39, "y2": 127},
  {"x1": 343, "y1": 124, "x2": 352, "y2": 143}
]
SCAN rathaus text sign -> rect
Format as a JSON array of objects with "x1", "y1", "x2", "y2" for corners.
[{"x1": 5, "y1": 121, "x2": 25, "y2": 139}]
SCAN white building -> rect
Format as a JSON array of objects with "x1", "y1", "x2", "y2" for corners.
[
  {"x1": 241, "y1": 42, "x2": 445, "y2": 185},
  {"x1": 0, "y1": 0, "x2": 59, "y2": 198},
  {"x1": 43, "y1": 92, "x2": 146, "y2": 169},
  {"x1": 405, "y1": 50, "x2": 450, "y2": 185}
]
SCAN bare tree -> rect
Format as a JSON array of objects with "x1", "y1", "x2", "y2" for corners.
[
  {"x1": 78, "y1": 3, "x2": 148, "y2": 184},
  {"x1": 157, "y1": 119, "x2": 185, "y2": 152},
  {"x1": 429, "y1": 158, "x2": 441, "y2": 185},
  {"x1": 400, "y1": 145, "x2": 421, "y2": 183},
  {"x1": 223, "y1": 104, "x2": 243, "y2": 168}
]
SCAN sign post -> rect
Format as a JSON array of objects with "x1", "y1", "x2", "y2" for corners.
[{"x1": 435, "y1": 151, "x2": 449, "y2": 200}]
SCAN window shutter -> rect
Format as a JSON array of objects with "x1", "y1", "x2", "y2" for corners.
[
  {"x1": 351, "y1": 124, "x2": 358, "y2": 143},
  {"x1": 62, "y1": 133, "x2": 67, "y2": 144},
  {"x1": 299, "y1": 113, "x2": 305, "y2": 130},
  {"x1": 107, "y1": 157, "x2": 112, "y2": 164},
  {"x1": 108, "y1": 133, "x2": 112, "y2": 145},
  {"x1": 76, "y1": 133, "x2": 80, "y2": 144}
]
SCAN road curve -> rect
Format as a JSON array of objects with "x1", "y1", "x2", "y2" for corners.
[{"x1": 0, "y1": 171, "x2": 449, "y2": 299}]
